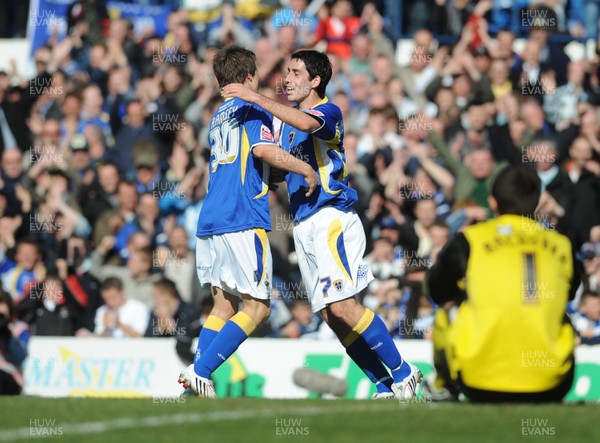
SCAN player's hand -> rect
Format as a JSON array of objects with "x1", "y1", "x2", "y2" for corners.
[
  {"x1": 221, "y1": 83, "x2": 257, "y2": 103},
  {"x1": 302, "y1": 168, "x2": 319, "y2": 197}
]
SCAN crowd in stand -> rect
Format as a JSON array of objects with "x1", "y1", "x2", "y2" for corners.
[{"x1": 0, "y1": 1, "x2": 599, "y2": 391}]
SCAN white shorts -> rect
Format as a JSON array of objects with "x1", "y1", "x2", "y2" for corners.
[
  {"x1": 293, "y1": 207, "x2": 374, "y2": 313},
  {"x1": 196, "y1": 228, "x2": 272, "y2": 300}
]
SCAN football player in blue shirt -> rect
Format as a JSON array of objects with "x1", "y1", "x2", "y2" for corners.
[
  {"x1": 222, "y1": 50, "x2": 423, "y2": 399},
  {"x1": 178, "y1": 46, "x2": 318, "y2": 398}
]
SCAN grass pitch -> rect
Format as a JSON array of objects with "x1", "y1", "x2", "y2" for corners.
[{"x1": 0, "y1": 398, "x2": 597, "y2": 443}]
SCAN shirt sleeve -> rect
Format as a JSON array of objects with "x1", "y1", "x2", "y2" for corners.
[
  {"x1": 303, "y1": 102, "x2": 340, "y2": 141},
  {"x1": 426, "y1": 233, "x2": 470, "y2": 306},
  {"x1": 244, "y1": 105, "x2": 277, "y2": 150}
]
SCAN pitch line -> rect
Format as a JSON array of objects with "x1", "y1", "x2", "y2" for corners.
[{"x1": 0, "y1": 403, "x2": 398, "y2": 441}]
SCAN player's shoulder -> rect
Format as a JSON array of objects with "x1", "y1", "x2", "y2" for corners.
[
  {"x1": 242, "y1": 100, "x2": 274, "y2": 122},
  {"x1": 211, "y1": 97, "x2": 245, "y2": 123},
  {"x1": 544, "y1": 225, "x2": 572, "y2": 250},
  {"x1": 221, "y1": 96, "x2": 246, "y2": 111},
  {"x1": 310, "y1": 97, "x2": 341, "y2": 117},
  {"x1": 305, "y1": 98, "x2": 342, "y2": 130}
]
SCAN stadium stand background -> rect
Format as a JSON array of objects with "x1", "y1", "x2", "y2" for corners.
[{"x1": 0, "y1": 0, "x2": 598, "y2": 379}]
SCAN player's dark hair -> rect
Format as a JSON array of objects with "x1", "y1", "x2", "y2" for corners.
[
  {"x1": 101, "y1": 277, "x2": 123, "y2": 292},
  {"x1": 153, "y1": 277, "x2": 179, "y2": 299},
  {"x1": 491, "y1": 166, "x2": 541, "y2": 216},
  {"x1": 212, "y1": 46, "x2": 257, "y2": 88},
  {"x1": 291, "y1": 50, "x2": 332, "y2": 98}
]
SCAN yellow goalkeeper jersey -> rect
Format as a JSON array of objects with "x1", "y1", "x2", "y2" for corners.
[{"x1": 448, "y1": 214, "x2": 575, "y2": 392}]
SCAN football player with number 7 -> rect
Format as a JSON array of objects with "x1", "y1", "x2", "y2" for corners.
[{"x1": 222, "y1": 50, "x2": 423, "y2": 400}]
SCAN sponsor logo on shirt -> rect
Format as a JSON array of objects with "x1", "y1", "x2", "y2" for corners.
[
  {"x1": 305, "y1": 109, "x2": 324, "y2": 117},
  {"x1": 260, "y1": 125, "x2": 274, "y2": 142}
]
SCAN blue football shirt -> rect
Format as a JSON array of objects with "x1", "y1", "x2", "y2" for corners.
[
  {"x1": 279, "y1": 97, "x2": 357, "y2": 222},
  {"x1": 196, "y1": 97, "x2": 276, "y2": 236}
]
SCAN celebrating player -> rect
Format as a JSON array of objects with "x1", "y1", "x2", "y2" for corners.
[
  {"x1": 222, "y1": 50, "x2": 423, "y2": 399},
  {"x1": 178, "y1": 46, "x2": 318, "y2": 398}
]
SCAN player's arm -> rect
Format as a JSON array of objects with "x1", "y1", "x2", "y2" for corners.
[
  {"x1": 253, "y1": 144, "x2": 318, "y2": 197},
  {"x1": 222, "y1": 84, "x2": 321, "y2": 132},
  {"x1": 568, "y1": 241, "x2": 583, "y2": 301},
  {"x1": 426, "y1": 233, "x2": 470, "y2": 305}
]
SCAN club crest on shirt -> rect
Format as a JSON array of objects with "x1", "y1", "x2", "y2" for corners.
[
  {"x1": 288, "y1": 131, "x2": 296, "y2": 146},
  {"x1": 333, "y1": 279, "x2": 343, "y2": 291}
]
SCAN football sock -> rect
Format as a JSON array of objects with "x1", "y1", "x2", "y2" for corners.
[
  {"x1": 344, "y1": 335, "x2": 393, "y2": 393},
  {"x1": 345, "y1": 308, "x2": 411, "y2": 383},
  {"x1": 193, "y1": 315, "x2": 225, "y2": 372},
  {"x1": 194, "y1": 311, "x2": 257, "y2": 378}
]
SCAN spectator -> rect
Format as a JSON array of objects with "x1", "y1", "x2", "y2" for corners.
[
  {"x1": 24, "y1": 274, "x2": 77, "y2": 337},
  {"x1": 356, "y1": 108, "x2": 402, "y2": 159},
  {"x1": 67, "y1": 134, "x2": 96, "y2": 188},
  {"x1": 93, "y1": 277, "x2": 148, "y2": 338},
  {"x1": 89, "y1": 237, "x2": 159, "y2": 308},
  {"x1": 573, "y1": 290, "x2": 600, "y2": 345},
  {"x1": 113, "y1": 101, "x2": 159, "y2": 178},
  {"x1": 131, "y1": 142, "x2": 164, "y2": 195},
  {"x1": 312, "y1": 0, "x2": 361, "y2": 60},
  {"x1": 78, "y1": 84, "x2": 113, "y2": 147},
  {"x1": 267, "y1": 0, "x2": 317, "y2": 48},
  {"x1": 79, "y1": 161, "x2": 121, "y2": 229},
  {"x1": 404, "y1": 198, "x2": 438, "y2": 258},
  {"x1": 345, "y1": 33, "x2": 372, "y2": 76},
  {"x1": 581, "y1": 241, "x2": 600, "y2": 292},
  {"x1": 428, "y1": 129, "x2": 504, "y2": 213},
  {"x1": 0, "y1": 240, "x2": 45, "y2": 303},
  {"x1": 544, "y1": 61, "x2": 587, "y2": 130},
  {"x1": 562, "y1": 137, "x2": 600, "y2": 247},
  {"x1": 113, "y1": 192, "x2": 165, "y2": 255},
  {"x1": 154, "y1": 226, "x2": 196, "y2": 303},
  {"x1": 278, "y1": 300, "x2": 321, "y2": 338},
  {"x1": 145, "y1": 278, "x2": 198, "y2": 338},
  {"x1": 93, "y1": 180, "x2": 136, "y2": 248},
  {"x1": 0, "y1": 291, "x2": 28, "y2": 395}
]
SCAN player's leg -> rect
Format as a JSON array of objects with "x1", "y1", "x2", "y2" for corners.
[
  {"x1": 193, "y1": 286, "x2": 238, "y2": 374},
  {"x1": 192, "y1": 228, "x2": 272, "y2": 380},
  {"x1": 180, "y1": 287, "x2": 240, "y2": 398},
  {"x1": 192, "y1": 236, "x2": 235, "y2": 366},
  {"x1": 321, "y1": 305, "x2": 394, "y2": 397},
  {"x1": 194, "y1": 294, "x2": 270, "y2": 379},
  {"x1": 325, "y1": 297, "x2": 422, "y2": 399},
  {"x1": 316, "y1": 208, "x2": 422, "y2": 398},
  {"x1": 421, "y1": 307, "x2": 460, "y2": 401},
  {"x1": 295, "y1": 208, "x2": 394, "y2": 396}
]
